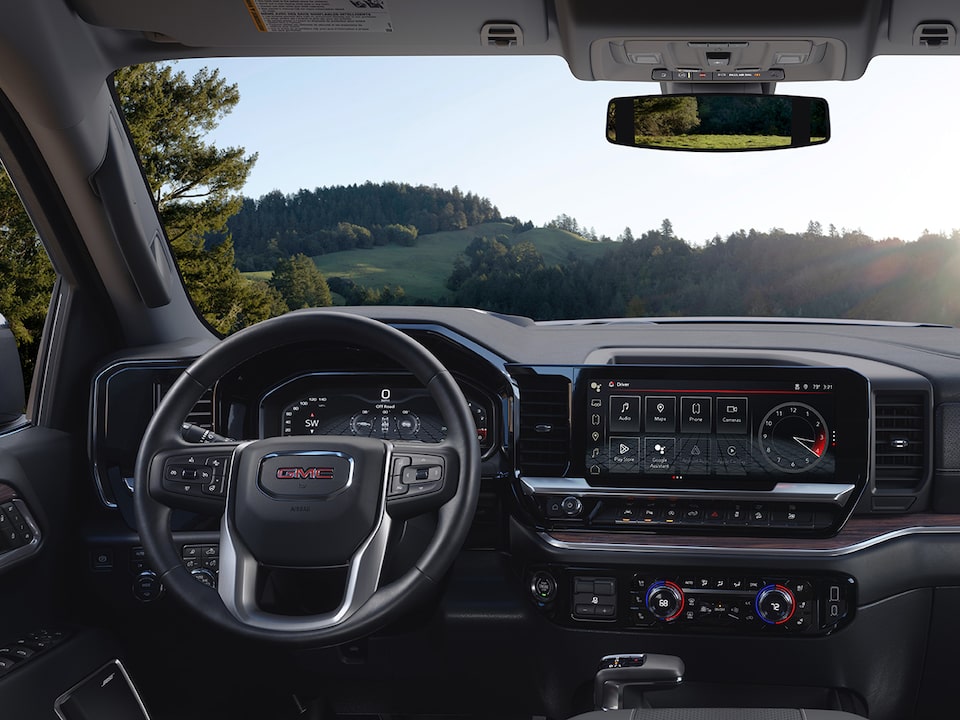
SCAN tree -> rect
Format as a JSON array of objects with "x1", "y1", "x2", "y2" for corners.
[
  {"x1": 633, "y1": 96, "x2": 700, "y2": 136},
  {"x1": 175, "y1": 236, "x2": 285, "y2": 334},
  {"x1": 0, "y1": 169, "x2": 56, "y2": 384},
  {"x1": 269, "y1": 254, "x2": 333, "y2": 310},
  {"x1": 114, "y1": 63, "x2": 278, "y2": 333},
  {"x1": 115, "y1": 64, "x2": 257, "y2": 244},
  {"x1": 1, "y1": 61, "x2": 269, "y2": 391}
]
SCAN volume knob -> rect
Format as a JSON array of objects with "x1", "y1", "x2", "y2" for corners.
[
  {"x1": 756, "y1": 584, "x2": 795, "y2": 625},
  {"x1": 560, "y1": 496, "x2": 583, "y2": 517}
]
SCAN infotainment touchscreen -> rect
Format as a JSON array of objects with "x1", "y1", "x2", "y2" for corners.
[{"x1": 573, "y1": 366, "x2": 868, "y2": 487}]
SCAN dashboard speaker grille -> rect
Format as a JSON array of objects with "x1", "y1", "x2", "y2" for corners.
[
  {"x1": 874, "y1": 394, "x2": 926, "y2": 489},
  {"x1": 517, "y1": 374, "x2": 570, "y2": 477}
]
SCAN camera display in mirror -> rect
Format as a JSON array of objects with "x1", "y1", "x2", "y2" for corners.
[{"x1": 607, "y1": 95, "x2": 829, "y2": 152}]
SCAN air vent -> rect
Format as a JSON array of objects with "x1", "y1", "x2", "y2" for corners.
[
  {"x1": 186, "y1": 388, "x2": 214, "y2": 431},
  {"x1": 517, "y1": 374, "x2": 570, "y2": 477},
  {"x1": 480, "y1": 22, "x2": 523, "y2": 48},
  {"x1": 914, "y1": 23, "x2": 956, "y2": 48},
  {"x1": 874, "y1": 394, "x2": 926, "y2": 490}
]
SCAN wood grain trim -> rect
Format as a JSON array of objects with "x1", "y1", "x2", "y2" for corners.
[
  {"x1": 549, "y1": 514, "x2": 960, "y2": 552},
  {"x1": 0, "y1": 483, "x2": 15, "y2": 503}
]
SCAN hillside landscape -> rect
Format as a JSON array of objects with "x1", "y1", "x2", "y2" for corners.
[{"x1": 217, "y1": 182, "x2": 960, "y2": 326}]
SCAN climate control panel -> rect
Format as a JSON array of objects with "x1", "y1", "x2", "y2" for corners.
[{"x1": 529, "y1": 565, "x2": 854, "y2": 636}]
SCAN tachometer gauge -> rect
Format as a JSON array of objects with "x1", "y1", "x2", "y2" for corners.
[{"x1": 759, "y1": 402, "x2": 829, "y2": 473}]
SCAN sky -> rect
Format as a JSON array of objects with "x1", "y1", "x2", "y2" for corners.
[{"x1": 177, "y1": 54, "x2": 960, "y2": 245}]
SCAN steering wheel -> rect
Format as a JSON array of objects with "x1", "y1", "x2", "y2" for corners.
[{"x1": 133, "y1": 310, "x2": 481, "y2": 645}]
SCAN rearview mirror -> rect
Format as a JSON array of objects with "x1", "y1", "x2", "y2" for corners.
[{"x1": 606, "y1": 94, "x2": 829, "y2": 152}]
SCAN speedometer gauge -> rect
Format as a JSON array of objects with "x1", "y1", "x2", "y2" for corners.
[
  {"x1": 282, "y1": 398, "x2": 330, "y2": 436},
  {"x1": 758, "y1": 402, "x2": 829, "y2": 473}
]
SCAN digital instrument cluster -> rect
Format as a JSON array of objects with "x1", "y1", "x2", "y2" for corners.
[{"x1": 258, "y1": 372, "x2": 492, "y2": 449}]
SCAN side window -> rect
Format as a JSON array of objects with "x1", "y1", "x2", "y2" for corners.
[{"x1": 0, "y1": 160, "x2": 56, "y2": 410}]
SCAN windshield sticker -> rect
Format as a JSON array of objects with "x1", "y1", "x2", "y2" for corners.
[{"x1": 246, "y1": 0, "x2": 393, "y2": 33}]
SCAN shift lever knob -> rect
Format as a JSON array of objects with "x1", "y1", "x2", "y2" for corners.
[{"x1": 594, "y1": 654, "x2": 684, "y2": 711}]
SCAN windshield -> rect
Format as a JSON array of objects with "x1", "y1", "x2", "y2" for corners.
[{"x1": 122, "y1": 54, "x2": 960, "y2": 328}]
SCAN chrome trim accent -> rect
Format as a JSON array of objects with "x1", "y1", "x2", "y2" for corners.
[
  {"x1": 217, "y1": 441, "x2": 392, "y2": 632},
  {"x1": 520, "y1": 477, "x2": 857, "y2": 506},
  {"x1": 0, "y1": 421, "x2": 32, "y2": 439},
  {"x1": 55, "y1": 659, "x2": 151, "y2": 720},
  {"x1": 538, "y1": 525, "x2": 960, "y2": 558},
  {"x1": 0, "y1": 499, "x2": 42, "y2": 572}
]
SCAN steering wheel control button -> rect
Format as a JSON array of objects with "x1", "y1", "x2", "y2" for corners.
[
  {"x1": 202, "y1": 477, "x2": 225, "y2": 496},
  {"x1": 160, "y1": 454, "x2": 226, "y2": 498},
  {"x1": 400, "y1": 455, "x2": 445, "y2": 483},
  {"x1": 756, "y1": 584, "x2": 796, "y2": 625},
  {"x1": 645, "y1": 581, "x2": 685, "y2": 622},
  {"x1": 191, "y1": 455, "x2": 231, "y2": 496},
  {"x1": 190, "y1": 569, "x2": 217, "y2": 589},
  {"x1": 390, "y1": 453, "x2": 445, "y2": 498},
  {"x1": 572, "y1": 576, "x2": 618, "y2": 620},
  {"x1": 133, "y1": 571, "x2": 163, "y2": 602},
  {"x1": 258, "y1": 452, "x2": 354, "y2": 500}
]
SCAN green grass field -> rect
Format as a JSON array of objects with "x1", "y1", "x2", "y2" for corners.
[
  {"x1": 637, "y1": 134, "x2": 792, "y2": 150},
  {"x1": 243, "y1": 222, "x2": 611, "y2": 301}
]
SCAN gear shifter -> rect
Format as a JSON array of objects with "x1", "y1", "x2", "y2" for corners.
[{"x1": 594, "y1": 654, "x2": 684, "y2": 711}]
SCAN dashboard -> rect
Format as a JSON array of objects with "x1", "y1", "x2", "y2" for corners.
[{"x1": 83, "y1": 308, "x2": 960, "y2": 719}]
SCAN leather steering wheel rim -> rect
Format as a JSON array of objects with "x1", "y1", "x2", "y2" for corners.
[{"x1": 133, "y1": 309, "x2": 481, "y2": 646}]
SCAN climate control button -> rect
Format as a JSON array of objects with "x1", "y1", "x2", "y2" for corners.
[
  {"x1": 755, "y1": 584, "x2": 795, "y2": 625},
  {"x1": 645, "y1": 580, "x2": 684, "y2": 621}
]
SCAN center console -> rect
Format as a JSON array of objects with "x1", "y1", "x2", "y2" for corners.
[
  {"x1": 512, "y1": 364, "x2": 870, "y2": 637},
  {"x1": 513, "y1": 365, "x2": 870, "y2": 537}
]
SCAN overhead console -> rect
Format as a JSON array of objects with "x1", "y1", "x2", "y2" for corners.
[
  {"x1": 512, "y1": 364, "x2": 870, "y2": 537},
  {"x1": 553, "y1": 0, "x2": 880, "y2": 82}
]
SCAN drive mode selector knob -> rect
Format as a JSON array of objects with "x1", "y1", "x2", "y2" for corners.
[
  {"x1": 645, "y1": 580, "x2": 684, "y2": 621},
  {"x1": 756, "y1": 584, "x2": 796, "y2": 625}
]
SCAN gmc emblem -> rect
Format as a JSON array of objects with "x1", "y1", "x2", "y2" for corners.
[{"x1": 276, "y1": 467, "x2": 336, "y2": 480}]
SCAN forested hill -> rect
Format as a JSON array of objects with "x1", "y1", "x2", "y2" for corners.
[
  {"x1": 446, "y1": 225, "x2": 960, "y2": 326},
  {"x1": 218, "y1": 181, "x2": 503, "y2": 271}
]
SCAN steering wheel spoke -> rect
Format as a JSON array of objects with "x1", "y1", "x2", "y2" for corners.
[
  {"x1": 216, "y1": 464, "x2": 393, "y2": 632},
  {"x1": 147, "y1": 442, "x2": 238, "y2": 513}
]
